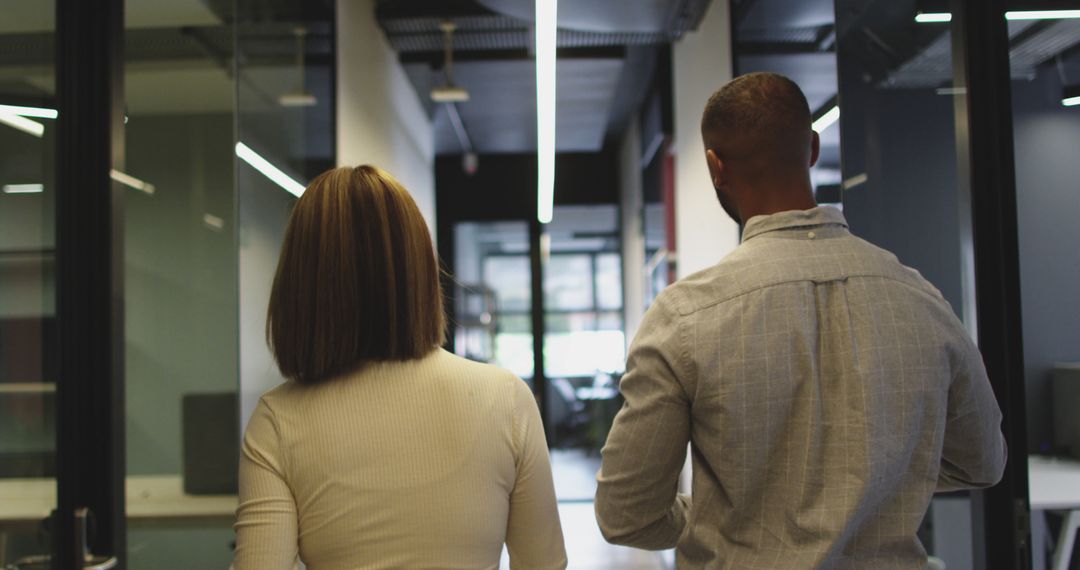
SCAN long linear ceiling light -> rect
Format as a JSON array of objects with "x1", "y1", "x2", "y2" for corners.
[
  {"x1": 110, "y1": 169, "x2": 155, "y2": 195},
  {"x1": 1064, "y1": 85, "x2": 1080, "y2": 107},
  {"x1": 917, "y1": 10, "x2": 1080, "y2": 22},
  {"x1": 235, "y1": 142, "x2": 306, "y2": 197},
  {"x1": 3, "y1": 183, "x2": 44, "y2": 194},
  {"x1": 1006, "y1": 10, "x2": 1080, "y2": 20},
  {"x1": 915, "y1": 12, "x2": 952, "y2": 23},
  {"x1": 0, "y1": 111, "x2": 45, "y2": 137},
  {"x1": 813, "y1": 106, "x2": 841, "y2": 132},
  {"x1": 535, "y1": 0, "x2": 557, "y2": 224},
  {"x1": 0, "y1": 104, "x2": 58, "y2": 119}
]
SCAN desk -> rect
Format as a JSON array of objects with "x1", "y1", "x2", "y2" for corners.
[
  {"x1": 575, "y1": 386, "x2": 618, "y2": 401},
  {"x1": 0, "y1": 475, "x2": 237, "y2": 531},
  {"x1": 1029, "y1": 456, "x2": 1080, "y2": 570}
]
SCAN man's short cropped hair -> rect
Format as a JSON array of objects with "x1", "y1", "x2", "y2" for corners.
[{"x1": 700, "y1": 72, "x2": 813, "y2": 158}]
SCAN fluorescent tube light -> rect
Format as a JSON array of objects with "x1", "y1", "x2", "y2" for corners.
[
  {"x1": 110, "y1": 169, "x2": 155, "y2": 195},
  {"x1": 235, "y1": 142, "x2": 306, "y2": 197},
  {"x1": 3, "y1": 183, "x2": 44, "y2": 194},
  {"x1": 842, "y1": 173, "x2": 869, "y2": 191},
  {"x1": 0, "y1": 112, "x2": 45, "y2": 137},
  {"x1": 0, "y1": 104, "x2": 58, "y2": 119},
  {"x1": 813, "y1": 106, "x2": 841, "y2": 133},
  {"x1": 915, "y1": 12, "x2": 952, "y2": 23},
  {"x1": 203, "y1": 213, "x2": 225, "y2": 230},
  {"x1": 917, "y1": 10, "x2": 1080, "y2": 23},
  {"x1": 1064, "y1": 86, "x2": 1080, "y2": 107},
  {"x1": 1006, "y1": 10, "x2": 1080, "y2": 20},
  {"x1": 535, "y1": 0, "x2": 557, "y2": 224}
]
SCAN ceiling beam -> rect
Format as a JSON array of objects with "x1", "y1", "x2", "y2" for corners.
[
  {"x1": 736, "y1": 41, "x2": 832, "y2": 56},
  {"x1": 400, "y1": 46, "x2": 626, "y2": 67},
  {"x1": 375, "y1": 0, "x2": 496, "y2": 21}
]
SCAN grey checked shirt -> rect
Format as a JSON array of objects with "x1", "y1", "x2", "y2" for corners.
[{"x1": 595, "y1": 207, "x2": 1006, "y2": 569}]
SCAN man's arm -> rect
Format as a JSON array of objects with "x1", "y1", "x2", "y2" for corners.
[
  {"x1": 595, "y1": 295, "x2": 693, "y2": 550},
  {"x1": 938, "y1": 327, "x2": 1007, "y2": 492}
]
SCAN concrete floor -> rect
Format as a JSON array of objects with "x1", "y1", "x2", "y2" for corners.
[
  {"x1": 500, "y1": 503, "x2": 672, "y2": 570},
  {"x1": 502, "y1": 449, "x2": 673, "y2": 569}
]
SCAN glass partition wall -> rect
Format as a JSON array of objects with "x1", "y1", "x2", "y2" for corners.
[
  {"x1": 0, "y1": 0, "x2": 333, "y2": 567},
  {"x1": 122, "y1": 1, "x2": 239, "y2": 568},
  {"x1": 0, "y1": 1, "x2": 57, "y2": 567},
  {"x1": 834, "y1": 3, "x2": 975, "y2": 565},
  {"x1": 739, "y1": 0, "x2": 1053, "y2": 566},
  {"x1": 119, "y1": 1, "x2": 334, "y2": 567},
  {"x1": 1007, "y1": 18, "x2": 1080, "y2": 570}
]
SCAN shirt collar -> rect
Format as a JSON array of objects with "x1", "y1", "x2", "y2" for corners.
[{"x1": 741, "y1": 206, "x2": 849, "y2": 241}]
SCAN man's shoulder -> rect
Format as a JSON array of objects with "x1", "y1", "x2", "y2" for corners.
[{"x1": 661, "y1": 233, "x2": 947, "y2": 317}]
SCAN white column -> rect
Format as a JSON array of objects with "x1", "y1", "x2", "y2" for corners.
[
  {"x1": 670, "y1": 0, "x2": 737, "y2": 495},
  {"x1": 619, "y1": 116, "x2": 646, "y2": 348},
  {"x1": 671, "y1": 0, "x2": 739, "y2": 280},
  {"x1": 336, "y1": 0, "x2": 436, "y2": 235}
]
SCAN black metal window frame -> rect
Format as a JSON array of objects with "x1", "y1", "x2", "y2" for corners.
[
  {"x1": 950, "y1": 0, "x2": 1031, "y2": 568},
  {"x1": 55, "y1": 0, "x2": 126, "y2": 566},
  {"x1": 48, "y1": 0, "x2": 343, "y2": 567}
]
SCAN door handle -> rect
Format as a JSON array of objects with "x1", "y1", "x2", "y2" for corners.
[{"x1": 4, "y1": 508, "x2": 118, "y2": 570}]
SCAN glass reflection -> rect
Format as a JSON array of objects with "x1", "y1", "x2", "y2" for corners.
[{"x1": 0, "y1": 0, "x2": 56, "y2": 566}]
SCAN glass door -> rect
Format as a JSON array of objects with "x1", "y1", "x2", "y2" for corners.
[
  {"x1": 834, "y1": 1, "x2": 981, "y2": 566},
  {"x1": 121, "y1": 1, "x2": 240, "y2": 568},
  {"x1": 836, "y1": 0, "x2": 1040, "y2": 567},
  {"x1": 0, "y1": 1, "x2": 58, "y2": 567},
  {"x1": 1006, "y1": 16, "x2": 1080, "y2": 570}
]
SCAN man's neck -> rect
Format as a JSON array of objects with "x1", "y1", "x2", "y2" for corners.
[{"x1": 738, "y1": 185, "x2": 817, "y2": 223}]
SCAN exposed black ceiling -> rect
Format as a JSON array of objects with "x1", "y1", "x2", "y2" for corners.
[
  {"x1": 733, "y1": 0, "x2": 841, "y2": 169},
  {"x1": 736, "y1": 0, "x2": 1080, "y2": 176},
  {"x1": 376, "y1": 0, "x2": 710, "y2": 155}
]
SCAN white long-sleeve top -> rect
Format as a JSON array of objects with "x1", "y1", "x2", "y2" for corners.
[{"x1": 232, "y1": 348, "x2": 567, "y2": 570}]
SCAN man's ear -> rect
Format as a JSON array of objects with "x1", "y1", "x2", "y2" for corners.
[
  {"x1": 809, "y1": 131, "x2": 821, "y2": 168},
  {"x1": 705, "y1": 149, "x2": 725, "y2": 188}
]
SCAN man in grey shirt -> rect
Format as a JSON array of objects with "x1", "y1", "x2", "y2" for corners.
[{"x1": 594, "y1": 72, "x2": 1006, "y2": 569}]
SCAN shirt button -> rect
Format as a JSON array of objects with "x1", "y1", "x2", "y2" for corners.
[{"x1": 808, "y1": 231, "x2": 816, "y2": 239}]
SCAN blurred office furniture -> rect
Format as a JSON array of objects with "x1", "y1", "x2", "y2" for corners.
[
  {"x1": 181, "y1": 392, "x2": 239, "y2": 495},
  {"x1": 1053, "y1": 364, "x2": 1080, "y2": 461},
  {"x1": 0, "y1": 316, "x2": 56, "y2": 480},
  {"x1": 1029, "y1": 455, "x2": 1080, "y2": 570},
  {"x1": 546, "y1": 377, "x2": 589, "y2": 447},
  {"x1": 576, "y1": 372, "x2": 622, "y2": 453}
]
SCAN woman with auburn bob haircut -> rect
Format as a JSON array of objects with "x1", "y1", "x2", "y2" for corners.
[{"x1": 231, "y1": 166, "x2": 567, "y2": 570}]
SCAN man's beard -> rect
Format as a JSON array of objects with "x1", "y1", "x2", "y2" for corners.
[{"x1": 716, "y1": 189, "x2": 741, "y2": 226}]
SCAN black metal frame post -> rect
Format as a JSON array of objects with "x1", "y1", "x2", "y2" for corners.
[
  {"x1": 950, "y1": 0, "x2": 1031, "y2": 568},
  {"x1": 529, "y1": 218, "x2": 550, "y2": 445},
  {"x1": 55, "y1": 0, "x2": 126, "y2": 566}
]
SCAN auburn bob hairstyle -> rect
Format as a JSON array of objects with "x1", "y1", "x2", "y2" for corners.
[{"x1": 266, "y1": 165, "x2": 446, "y2": 385}]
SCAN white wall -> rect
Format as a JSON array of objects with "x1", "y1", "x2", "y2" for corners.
[
  {"x1": 619, "y1": 117, "x2": 645, "y2": 348},
  {"x1": 671, "y1": 0, "x2": 738, "y2": 279},
  {"x1": 238, "y1": 169, "x2": 296, "y2": 428},
  {"x1": 239, "y1": 0, "x2": 437, "y2": 428},
  {"x1": 336, "y1": 0, "x2": 436, "y2": 234}
]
